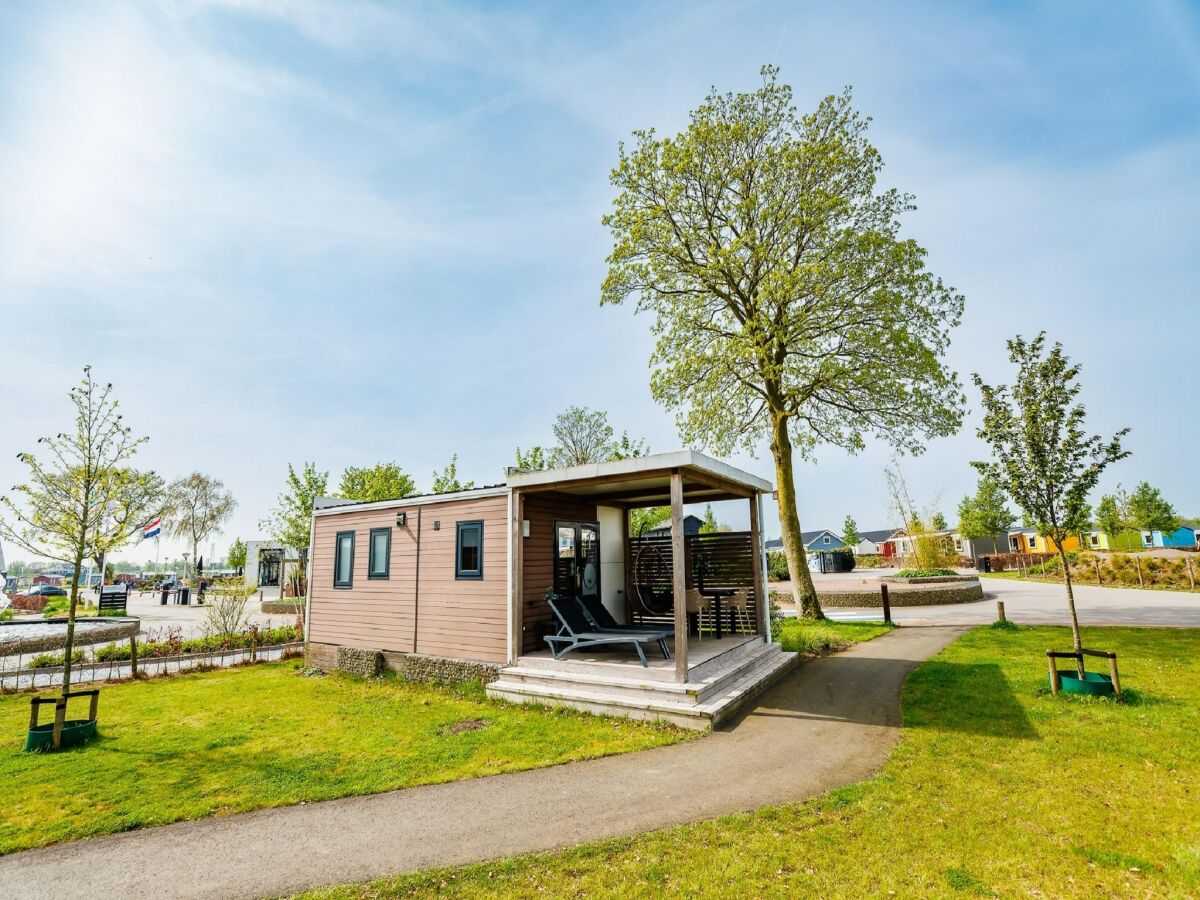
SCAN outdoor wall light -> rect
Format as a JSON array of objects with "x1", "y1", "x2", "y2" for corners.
[
  {"x1": 396, "y1": 511, "x2": 407, "y2": 527},
  {"x1": 523, "y1": 519, "x2": 531, "y2": 538},
  {"x1": 433, "y1": 520, "x2": 441, "y2": 531}
]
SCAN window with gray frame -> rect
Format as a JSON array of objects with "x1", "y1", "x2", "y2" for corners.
[
  {"x1": 455, "y1": 521, "x2": 483, "y2": 579},
  {"x1": 334, "y1": 531, "x2": 355, "y2": 588},
  {"x1": 368, "y1": 527, "x2": 391, "y2": 579}
]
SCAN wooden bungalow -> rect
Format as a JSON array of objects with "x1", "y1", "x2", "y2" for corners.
[{"x1": 304, "y1": 451, "x2": 793, "y2": 729}]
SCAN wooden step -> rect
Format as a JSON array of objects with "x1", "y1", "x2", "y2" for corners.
[{"x1": 486, "y1": 646, "x2": 797, "y2": 730}]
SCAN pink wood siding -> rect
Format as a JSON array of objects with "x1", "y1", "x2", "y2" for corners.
[{"x1": 308, "y1": 493, "x2": 510, "y2": 664}]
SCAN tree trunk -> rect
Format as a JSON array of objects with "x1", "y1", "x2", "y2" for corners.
[
  {"x1": 1058, "y1": 546, "x2": 1085, "y2": 677},
  {"x1": 62, "y1": 544, "x2": 86, "y2": 699},
  {"x1": 770, "y1": 413, "x2": 823, "y2": 619}
]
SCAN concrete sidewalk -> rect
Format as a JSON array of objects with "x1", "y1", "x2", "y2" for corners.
[{"x1": 0, "y1": 626, "x2": 967, "y2": 900}]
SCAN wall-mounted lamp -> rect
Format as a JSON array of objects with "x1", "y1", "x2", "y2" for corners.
[
  {"x1": 396, "y1": 511, "x2": 407, "y2": 527},
  {"x1": 433, "y1": 520, "x2": 441, "y2": 531},
  {"x1": 522, "y1": 519, "x2": 531, "y2": 538}
]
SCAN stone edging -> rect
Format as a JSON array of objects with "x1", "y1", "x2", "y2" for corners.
[{"x1": 816, "y1": 580, "x2": 984, "y2": 607}]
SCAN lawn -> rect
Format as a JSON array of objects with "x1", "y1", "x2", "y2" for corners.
[
  {"x1": 773, "y1": 617, "x2": 894, "y2": 654},
  {"x1": 0, "y1": 661, "x2": 689, "y2": 854},
  {"x1": 304, "y1": 625, "x2": 1200, "y2": 898}
]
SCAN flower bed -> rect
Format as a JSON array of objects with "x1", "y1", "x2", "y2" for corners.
[{"x1": 816, "y1": 578, "x2": 984, "y2": 607}]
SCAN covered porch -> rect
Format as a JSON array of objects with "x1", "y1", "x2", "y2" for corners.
[{"x1": 504, "y1": 451, "x2": 775, "y2": 684}]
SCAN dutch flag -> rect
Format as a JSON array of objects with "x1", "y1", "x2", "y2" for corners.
[{"x1": 143, "y1": 517, "x2": 162, "y2": 540}]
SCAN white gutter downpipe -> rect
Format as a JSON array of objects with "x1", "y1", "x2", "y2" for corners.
[{"x1": 758, "y1": 492, "x2": 771, "y2": 643}]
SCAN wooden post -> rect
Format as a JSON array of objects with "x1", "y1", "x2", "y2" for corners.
[
  {"x1": 748, "y1": 494, "x2": 765, "y2": 636},
  {"x1": 52, "y1": 698, "x2": 66, "y2": 749},
  {"x1": 1134, "y1": 555, "x2": 1144, "y2": 588},
  {"x1": 670, "y1": 471, "x2": 688, "y2": 682},
  {"x1": 880, "y1": 583, "x2": 892, "y2": 625},
  {"x1": 88, "y1": 690, "x2": 99, "y2": 722},
  {"x1": 509, "y1": 490, "x2": 524, "y2": 664},
  {"x1": 1046, "y1": 651, "x2": 1060, "y2": 695},
  {"x1": 1186, "y1": 556, "x2": 1195, "y2": 591},
  {"x1": 1108, "y1": 654, "x2": 1122, "y2": 697},
  {"x1": 129, "y1": 636, "x2": 138, "y2": 677},
  {"x1": 1094, "y1": 558, "x2": 1102, "y2": 585},
  {"x1": 996, "y1": 600, "x2": 1006, "y2": 623}
]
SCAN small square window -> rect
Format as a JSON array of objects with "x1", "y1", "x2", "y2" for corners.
[
  {"x1": 1029, "y1": 536, "x2": 1037, "y2": 548},
  {"x1": 334, "y1": 531, "x2": 355, "y2": 588},
  {"x1": 823, "y1": 534, "x2": 831, "y2": 544},
  {"x1": 368, "y1": 527, "x2": 391, "y2": 579},
  {"x1": 456, "y1": 521, "x2": 483, "y2": 579}
]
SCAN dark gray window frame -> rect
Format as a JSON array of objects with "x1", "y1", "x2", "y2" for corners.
[
  {"x1": 368, "y1": 527, "x2": 391, "y2": 580},
  {"x1": 334, "y1": 530, "x2": 355, "y2": 589},
  {"x1": 455, "y1": 520, "x2": 484, "y2": 580}
]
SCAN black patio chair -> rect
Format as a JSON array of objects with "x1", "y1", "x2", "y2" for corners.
[
  {"x1": 575, "y1": 594, "x2": 675, "y2": 638},
  {"x1": 544, "y1": 596, "x2": 672, "y2": 667}
]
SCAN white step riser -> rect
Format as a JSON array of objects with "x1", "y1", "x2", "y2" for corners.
[
  {"x1": 498, "y1": 644, "x2": 783, "y2": 707},
  {"x1": 685, "y1": 636, "x2": 771, "y2": 681},
  {"x1": 486, "y1": 650, "x2": 797, "y2": 730}
]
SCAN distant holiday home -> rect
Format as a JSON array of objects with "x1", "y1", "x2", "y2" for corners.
[{"x1": 303, "y1": 451, "x2": 785, "y2": 727}]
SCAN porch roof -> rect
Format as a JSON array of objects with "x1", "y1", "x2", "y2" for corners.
[{"x1": 505, "y1": 450, "x2": 772, "y2": 505}]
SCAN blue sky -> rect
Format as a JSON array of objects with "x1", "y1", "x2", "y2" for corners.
[{"x1": 1, "y1": 1, "x2": 1197, "y2": 563}]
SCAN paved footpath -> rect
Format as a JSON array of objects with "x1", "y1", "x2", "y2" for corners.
[
  {"x1": 0, "y1": 626, "x2": 967, "y2": 900},
  {"x1": 821, "y1": 576, "x2": 1200, "y2": 628}
]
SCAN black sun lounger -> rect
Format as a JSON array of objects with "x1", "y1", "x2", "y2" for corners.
[
  {"x1": 544, "y1": 596, "x2": 672, "y2": 667},
  {"x1": 575, "y1": 594, "x2": 675, "y2": 638}
]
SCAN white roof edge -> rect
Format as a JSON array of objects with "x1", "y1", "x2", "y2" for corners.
[
  {"x1": 504, "y1": 449, "x2": 772, "y2": 494},
  {"x1": 311, "y1": 485, "x2": 511, "y2": 517}
]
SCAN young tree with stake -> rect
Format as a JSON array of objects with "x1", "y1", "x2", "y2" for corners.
[
  {"x1": 0, "y1": 368, "x2": 163, "y2": 709},
  {"x1": 602, "y1": 67, "x2": 965, "y2": 618},
  {"x1": 972, "y1": 334, "x2": 1128, "y2": 674}
]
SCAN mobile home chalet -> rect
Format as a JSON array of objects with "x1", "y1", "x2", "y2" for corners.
[{"x1": 305, "y1": 451, "x2": 794, "y2": 728}]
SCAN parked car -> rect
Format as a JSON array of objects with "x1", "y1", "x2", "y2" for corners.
[{"x1": 27, "y1": 584, "x2": 68, "y2": 597}]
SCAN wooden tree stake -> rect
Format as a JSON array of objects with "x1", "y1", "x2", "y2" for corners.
[
  {"x1": 996, "y1": 600, "x2": 1006, "y2": 623},
  {"x1": 1134, "y1": 555, "x2": 1144, "y2": 588}
]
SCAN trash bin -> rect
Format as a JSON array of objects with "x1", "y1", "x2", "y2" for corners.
[
  {"x1": 179, "y1": 587, "x2": 190, "y2": 605},
  {"x1": 976, "y1": 555, "x2": 991, "y2": 573},
  {"x1": 160, "y1": 587, "x2": 169, "y2": 605}
]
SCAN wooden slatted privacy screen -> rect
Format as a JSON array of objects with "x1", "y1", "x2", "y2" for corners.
[{"x1": 625, "y1": 531, "x2": 759, "y2": 631}]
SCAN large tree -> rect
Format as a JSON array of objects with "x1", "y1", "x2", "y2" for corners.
[
  {"x1": 0, "y1": 368, "x2": 163, "y2": 708},
  {"x1": 338, "y1": 462, "x2": 416, "y2": 503},
  {"x1": 164, "y1": 472, "x2": 236, "y2": 582},
  {"x1": 972, "y1": 334, "x2": 1128, "y2": 673},
  {"x1": 957, "y1": 476, "x2": 1016, "y2": 545},
  {"x1": 842, "y1": 515, "x2": 859, "y2": 548},
  {"x1": 1126, "y1": 481, "x2": 1180, "y2": 541},
  {"x1": 227, "y1": 537, "x2": 248, "y2": 573},
  {"x1": 260, "y1": 462, "x2": 328, "y2": 555},
  {"x1": 432, "y1": 455, "x2": 475, "y2": 494},
  {"x1": 603, "y1": 67, "x2": 965, "y2": 617},
  {"x1": 516, "y1": 407, "x2": 648, "y2": 470}
]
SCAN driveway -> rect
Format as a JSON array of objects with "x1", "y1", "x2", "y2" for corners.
[{"x1": 0, "y1": 625, "x2": 967, "y2": 900}]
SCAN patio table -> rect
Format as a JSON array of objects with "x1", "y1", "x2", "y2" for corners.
[{"x1": 700, "y1": 587, "x2": 736, "y2": 639}]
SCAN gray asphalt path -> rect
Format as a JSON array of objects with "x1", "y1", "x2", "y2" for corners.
[
  {"x1": 822, "y1": 576, "x2": 1200, "y2": 627},
  {"x1": 0, "y1": 626, "x2": 967, "y2": 900}
]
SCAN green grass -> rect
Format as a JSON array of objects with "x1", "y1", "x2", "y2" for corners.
[
  {"x1": 0, "y1": 661, "x2": 690, "y2": 854},
  {"x1": 302, "y1": 626, "x2": 1200, "y2": 899},
  {"x1": 774, "y1": 617, "x2": 894, "y2": 655}
]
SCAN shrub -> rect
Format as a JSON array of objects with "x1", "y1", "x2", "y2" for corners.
[
  {"x1": 9, "y1": 594, "x2": 49, "y2": 612},
  {"x1": 26, "y1": 650, "x2": 85, "y2": 669},
  {"x1": 895, "y1": 568, "x2": 957, "y2": 578},
  {"x1": 0, "y1": 608, "x2": 12, "y2": 622},
  {"x1": 854, "y1": 554, "x2": 888, "y2": 569},
  {"x1": 767, "y1": 550, "x2": 790, "y2": 581}
]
